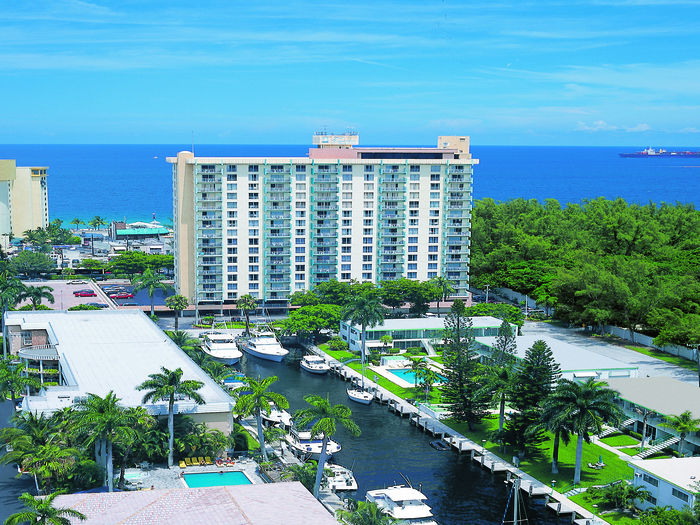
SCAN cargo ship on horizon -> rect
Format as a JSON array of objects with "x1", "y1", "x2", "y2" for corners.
[{"x1": 620, "y1": 147, "x2": 700, "y2": 158}]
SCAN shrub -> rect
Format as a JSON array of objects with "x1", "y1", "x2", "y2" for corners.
[
  {"x1": 68, "y1": 304, "x2": 101, "y2": 311},
  {"x1": 327, "y1": 336, "x2": 349, "y2": 352}
]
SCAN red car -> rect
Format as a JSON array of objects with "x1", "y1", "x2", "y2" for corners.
[
  {"x1": 74, "y1": 291, "x2": 97, "y2": 297},
  {"x1": 109, "y1": 293, "x2": 134, "y2": 299}
]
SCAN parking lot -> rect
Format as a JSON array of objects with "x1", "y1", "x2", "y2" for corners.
[{"x1": 18, "y1": 280, "x2": 114, "y2": 310}]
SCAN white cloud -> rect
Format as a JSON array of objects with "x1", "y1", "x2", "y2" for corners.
[
  {"x1": 626, "y1": 123, "x2": 651, "y2": 132},
  {"x1": 576, "y1": 120, "x2": 619, "y2": 131}
]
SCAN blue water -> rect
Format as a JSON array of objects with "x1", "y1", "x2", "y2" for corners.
[
  {"x1": 388, "y1": 368, "x2": 447, "y2": 384},
  {"x1": 183, "y1": 471, "x2": 253, "y2": 488},
  {"x1": 0, "y1": 144, "x2": 697, "y2": 224}
]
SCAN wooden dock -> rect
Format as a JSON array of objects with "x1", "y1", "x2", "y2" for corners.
[{"x1": 307, "y1": 344, "x2": 601, "y2": 524}]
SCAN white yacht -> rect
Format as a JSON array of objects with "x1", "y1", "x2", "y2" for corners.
[
  {"x1": 300, "y1": 354, "x2": 330, "y2": 374},
  {"x1": 239, "y1": 329, "x2": 289, "y2": 362},
  {"x1": 201, "y1": 333, "x2": 242, "y2": 365},
  {"x1": 346, "y1": 387, "x2": 373, "y2": 405},
  {"x1": 366, "y1": 485, "x2": 438, "y2": 525},
  {"x1": 285, "y1": 429, "x2": 341, "y2": 460},
  {"x1": 324, "y1": 464, "x2": 357, "y2": 491},
  {"x1": 260, "y1": 402, "x2": 293, "y2": 429}
]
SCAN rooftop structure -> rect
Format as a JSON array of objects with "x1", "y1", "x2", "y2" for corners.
[
  {"x1": 0, "y1": 159, "x2": 49, "y2": 250},
  {"x1": 340, "y1": 315, "x2": 513, "y2": 352},
  {"x1": 474, "y1": 334, "x2": 638, "y2": 380},
  {"x1": 4, "y1": 310, "x2": 234, "y2": 432},
  {"x1": 167, "y1": 133, "x2": 476, "y2": 310},
  {"x1": 629, "y1": 457, "x2": 700, "y2": 511},
  {"x1": 52, "y1": 482, "x2": 337, "y2": 524}
]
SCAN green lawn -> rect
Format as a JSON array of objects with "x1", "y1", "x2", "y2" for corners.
[
  {"x1": 618, "y1": 447, "x2": 672, "y2": 460},
  {"x1": 568, "y1": 493, "x2": 638, "y2": 525},
  {"x1": 428, "y1": 355, "x2": 444, "y2": 364},
  {"x1": 600, "y1": 434, "x2": 640, "y2": 447},
  {"x1": 622, "y1": 345, "x2": 698, "y2": 372},
  {"x1": 318, "y1": 344, "x2": 357, "y2": 362},
  {"x1": 444, "y1": 416, "x2": 634, "y2": 490}
]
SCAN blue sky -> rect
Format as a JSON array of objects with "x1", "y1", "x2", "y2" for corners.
[{"x1": 1, "y1": 0, "x2": 699, "y2": 145}]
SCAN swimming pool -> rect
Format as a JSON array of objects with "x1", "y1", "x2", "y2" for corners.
[
  {"x1": 387, "y1": 368, "x2": 447, "y2": 384},
  {"x1": 183, "y1": 471, "x2": 253, "y2": 488}
]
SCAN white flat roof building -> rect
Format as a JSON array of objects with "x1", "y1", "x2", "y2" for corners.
[
  {"x1": 4, "y1": 310, "x2": 234, "y2": 432},
  {"x1": 630, "y1": 457, "x2": 700, "y2": 511},
  {"x1": 474, "y1": 334, "x2": 638, "y2": 380}
]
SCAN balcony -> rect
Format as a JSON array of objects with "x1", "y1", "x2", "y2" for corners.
[
  {"x1": 313, "y1": 204, "x2": 339, "y2": 212},
  {"x1": 18, "y1": 345, "x2": 59, "y2": 361},
  {"x1": 266, "y1": 248, "x2": 291, "y2": 257},
  {"x1": 313, "y1": 240, "x2": 338, "y2": 249},
  {"x1": 196, "y1": 183, "x2": 222, "y2": 192},
  {"x1": 267, "y1": 204, "x2": 291, "y2": 212}
]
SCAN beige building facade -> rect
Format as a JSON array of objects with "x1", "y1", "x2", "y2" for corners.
[
  {"x1": 0, "y1": 159, "x2": 49, "y2": 249},
  {"x1": 168, "y1": 134, "x2": 477, "y2": 308}
]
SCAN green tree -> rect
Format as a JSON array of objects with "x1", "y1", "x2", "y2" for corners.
[
  {"x1": 78, "y1": 259, "x2": 106, "y2": 272},
  {"x1": 69, "y1": 218, "x2": 84, "y2": 230},
  {"x1": 505, "y1": 340, "x2": 561, "y2": 455},
  {"x1": 464, "y1": 303, "x2": 526, "y2": 329},
  {"x1": 540, "y1": 387, "x2": 574, "y2": 474},
  {"x1": 661, "y1": 410, "x2": 700, "y2": 457},
  {"x1": 18, "y1": 285, "x2": 55, "y2": 310},
  {"x1": 441, "y1": 300, "x2": 488, "y2": 430},
  {"x1": 60, "y1": 267, "x2": 74, "y2": 278},
  {"x1": 280, "y1": 304, "x2": 342, "y2": 339},
  {"x1": 639, "y1": 506, "x2": 699, "y2": 525},
  {"x1": 236, "y1": 294, "x2": 257, "y2": 336},
  {"x1": 546, "y1": 379, "x2": 623, "y2": 484},
  {"x1": 232, "y1": 376, "x2": 288, "y2": 462},
  {"x1": 10, "y1": 251, "x2": 55, "y2": 278},
  {"x1": 431, "y1": 276, "x2": 455, "y2": 317},
  {"x1": 379, "y1": 278, "x2": 413, "y2": 312},
  {"x1": 0, "y1": 358, "x2": 40, "y2": 405},
  {"x1": 86, "y1": 216, "x2": 107, "y2": 256},
  {"x1": 336, "y1": 500, "x2": 399, "y2": 525},
  {"x1": 409, "y1": 357, "x2": 426, "y2": 389},
  {"x1": 73, "y1": 391, "x2": 135, "y2": 492},
  {"x1": 165, "y1": 294, "x2": 189, "y2": 331},
  {"x1": 342, "y1": 292, "x2": 386, "y2": 388},
  {"x1": 137, "y1": 367, "x2": 204, "y2": 468},
  {"x1": 19, "y1": 443, "x2": 79, "y2": 494},
  {"x1": 289, "y1": 290, "x2": 320, "y2": 307},
  {"x1": 107, "y1": 251, "x2": 148, "y2": 277},
  {"x1": 313, "y1": 280, "x2": 355, "y2": 307},
  {"x1": 67, "y1": 304, "x2": 101, "y2": 311},
  {"x1": 116, "y1": 406, "x2": 155, "y2": 489},
  {"x1": 478, "y1": 366, "x2": 513, "y2": 433},
  {"x1": 281, "y1": 460, "x2": 322, "y2": 493},
  {"x1": 0, "y1": 273, "x2": 25, "y2": 332},
  {"x1": 491, "y1": 319, "x2": 517, "y2": 367},
  {"x1": 131, "y1": 268, "x2": 173, "y2": 317},
  {"x1": 294, "y1": 394, "x2": 361, "y2": 498},
  {"x1": 5, "y1": 491, "x2": 86, "y2": 525},
  {"x1": 379, "y1": 335, "x2": 393, "y2": 352}
]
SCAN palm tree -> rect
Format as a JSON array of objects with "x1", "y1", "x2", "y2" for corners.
[
  {"x1": 232, "y1": 376, "x2": 288, "y2": 462},
  {"x1": 5, "y1": 491, "x2": 86, "y2": 525},
  {"x1": 540, "y1": 392, "x2": 573, "y2": 474},
  {"x1": 137, "y1": 367, "x2": 204, "y2": 467},
  {"x1": 19, "y1": 443, "x2": 78, "y2": 494},
  {"x1": 662, "y1": 410, "x2": 700, "y2": 457},
  {"x1": 165, "y1": 294, "x2": 189, "y2": 330},
  {"x1": 0, "y1": 359, "x2": 40, "y2": 405},
  {"x1": 69, "y1": 218, "x2": 84, "y2": 231},
  {"x1": 132, "y1": 268, "x2": 173, "y2": 317},
  {"x1": 431, "y1": 276, "x2": 455, "y2": 317},
  {"x1": 409, "y1": 357, "x2": 426, "y2": 389},
  {"x1": 416, "y1": 367, "x2": 439, "y2": 403},
  {"x1": 294, "y1": 394, "x2": 361, "y2": 498},
  {"x1": 117, "y1": 406, "x2": 154, "y2": 489},
  {"x1": 236, "y1": 294, "x2": 257, "y2": 335},
  {"x1": 545, "y1": 379, "x2": 623, "y2": 484},
  {"x1": 18, "y1": 285, "x2": 55, "y2": 310},
  {"x1": 282, "y1": 460, "x2": 321, "y2": 493},
  {"x1": 477, "y1": 366, "x2": 513, "y2": 433},
  {"x1": 73, "y1": 391, "x2": 134, "y2": 492},
  {"x1": 342, "y1": 292, "x2": 386, "y2": 390},
  {"x1": 0, "y1": 273, "x2": 26, "y2": 336},
  {"x1": 86, "y1": 216, "x2": 106, "y2": 256},
  {"x1": 337, "y1": 501, "x2": 398, "y2": 525}
]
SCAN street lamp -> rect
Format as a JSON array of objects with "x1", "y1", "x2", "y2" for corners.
[
  {"x1": 482, "y1": 439, "x2": 487, "y2": 454},
  {"x1": 551, "y1": 480, "x2": 556, "y2": 494}
]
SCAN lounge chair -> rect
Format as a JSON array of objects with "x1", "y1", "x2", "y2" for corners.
[
  {"x1": 179, "y1": 460, "x2": 187, "y2": 468},
  {"x1": 197, "y1": 457, "x2": 205, "y2": 465},
  {"x1": 204, "y1": 457, "x2": 213, "y2": 465},
  {"x1": 587, "y1": 462, "x2": 601, "y2": 470},
  {"x1": 184, "y1": 457, "x2": 193, "y2": 466}
]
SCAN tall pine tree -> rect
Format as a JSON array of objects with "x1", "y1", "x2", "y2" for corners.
[
  {"x1": 491, "y1": 319, "x2": 517, "y2": 367},
  {"x1": 442, "y1": 300, "x2": 489, "y2": 430},
  {"x1": 505, "y1": 339, "x2": 561, "y2": 455}
]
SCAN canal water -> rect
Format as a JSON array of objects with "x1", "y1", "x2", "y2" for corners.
[{"x1": 240, "y1": 348, "x2": 562, "y2": 525}]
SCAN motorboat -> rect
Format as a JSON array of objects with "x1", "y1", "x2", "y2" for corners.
[
  {"x1": 285, "y1": 428, "x2": 341, "y2": 460},
  {"x1": 223, "y1": 372, "x2": 247, "y2": 392},
  {"x1": 239, "y1": 329, "x2": 289, "y2": 362},
  {"x1": 260, "y1": 402, "x2": 293, "y2": 429},
  {"x1": 300, "y1": 354, "x2": 330, "y2": 374},
  {"x1": 202, "y1": 332, "x2": 243, "y2": 365},
  {"x1": 346, "y1": 387, "x2": 373, "y2": 405},
  {"x1": 429, "y1": 439, "x2": 450, "y2": 451},
  {"x1": 323, "y1": 463, "x2": 358, "y2": 491},
  {"x1": 366, "y1": 485, "x2": 438, "y2": 525}
]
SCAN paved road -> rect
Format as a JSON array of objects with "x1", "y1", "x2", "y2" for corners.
[
  {"x1": 523, "y1": 321, "x2": 698, "y2": 384},
  {"x1": 0, "y1": 401, "x2": 34, "y2": 523}
]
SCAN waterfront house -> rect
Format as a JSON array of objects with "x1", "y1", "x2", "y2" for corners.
[
  {"x1": 3, "y1": 310, "x2": 234, "y2": 433},
  {"x1": 629, "y1": 457, "x2": 700, "y2": 511}
]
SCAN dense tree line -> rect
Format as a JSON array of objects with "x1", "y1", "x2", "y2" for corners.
[{"x1": 471, "y1": 197, "x2": 700, "y2": 346}]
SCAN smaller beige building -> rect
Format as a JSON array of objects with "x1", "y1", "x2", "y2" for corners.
[{"x1": 0, "y1": 159, "x2": 49, "y2": 249}]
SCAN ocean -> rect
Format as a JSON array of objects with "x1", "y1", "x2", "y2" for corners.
[{"x1": 0, "y1": 144, "x2": 697, "y2": 224}]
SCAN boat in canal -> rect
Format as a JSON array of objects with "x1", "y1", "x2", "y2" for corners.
[
  {"x1": 300, "y1": 354, "x2": 330, "y2": 374},
  {"x1": 260, "y1": 402, "x2": 293, "y2": 429},
  {"x1": 285, "y1": 428, "x2": 341, "y2": 460},
  {"x1": 201, "y1": 332, "x2": 242, "y2": 365},
  {"x1": 366, "y1": 485, "x2": 438, "y2": 525},
  {"x1": 324, "y1": 463, "x2": 358, "y2": 491},
  {"x1": 346, "y1": 334, "x2": 373, "y2": 405},
  {"x1": 239, "y1": 327, "x2": 289, "y2": 362}
]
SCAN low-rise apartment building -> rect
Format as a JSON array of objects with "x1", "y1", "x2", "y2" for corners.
[{"x1": 629, "y1": 457, "x2": 699, "y2": 511}]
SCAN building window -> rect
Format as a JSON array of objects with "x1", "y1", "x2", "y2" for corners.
[
  {"x1": 21, "y1": 331, "x2": 32, "y2": 346},
  {"x1": 364, "y1": 165, "x2": 374, "y2": 172},
  {"x1": 428, "y1": 271, "x2": 437, "y2": 278},
  {"x1": 408, "y1": 246, "x2": 417, "y2": 252},
  {"x1": 341, "y1": 255, "x2": 351, "y2": 262},
  {"x1": 363, "y1": 237, "x2": 372, "y2": 244},
  {"x1": 408, "y1": 237, "x2": 418, "y2": 244},
  {"x1": 296, "y1": 274, "x2": 305, "y2": 280},
  {"x1": 248, "y1": 247, "x2": 258, "y2": 254},
  {"x1": 407, "y1": 272, "x2": 417, "y2": 278},
  {"x1": 672, "y1": 488, "x2": 689, "y2": 502},
  {"x1": 250, "y1": 283, "x2": 259, "y2": 290},
  {"x1": 410, "y1": 165, "x2": 420, "y2": 172},
  {"x1": 408, "y1": 263, "x2": 417, "y2": 270},
  {"x1": 227, "y1": 174, "x2": 237, "y2": 182},
  {"x1": 363, "y1": 246, "x2": 372, "y2": 253},
  {"x1": 362, "y1": 264, "x2": 372, "y2": 271},
  {"x1": 364, "y1": 174, "x2": 374, "y2": 181},
  {"x1": 296, "y1": 165, "x2": 306, "y2": 173},
  {"x1": 248, "y1": 165, "x2": 259, "y2": 172},
  {"x1": 295, "y1": 256, "x2": 305, "y2": 262},
  {"x1": 342, "y1": 165, "x2": 352, "y2": 172},
  {"x1": 642, "y1": 474, "x2": 659, "y2": 487},
  {"x1": 341, "y1": 273, "x2": 351, "y2": 280},
  {"x1": 295, "y1": 247, "x2": 305, "y2": 253},
  {"x1": 341, "y1": 264, "x2": 351, "y2": 271},
  {"x1": 362, "y1": 272, "x2": 372, "y2": 280},
  {"x1": 645, "y1": 494, "x2": 657, "y2": 505},
  {"x1": 295, "y1": 238, "x2": 305, "y2": 245}
]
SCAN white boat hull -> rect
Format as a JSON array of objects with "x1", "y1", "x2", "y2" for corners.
[
  {"x1": 347, "y1": 388, "x2": 373, "y2": 405},
  {"x1": 203, "y1": 353, "x2": 240, "y2": 365},
  {"x1": 241, "y1": 343, "x2": 287, "y2": 362},
  {"x1": 300, "y1": 362, "x2": 329, "y2": 374}
]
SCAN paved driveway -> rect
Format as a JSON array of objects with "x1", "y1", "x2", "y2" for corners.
[{"x1": 523, "y1": 321, "x2": 698, "y2": 384}]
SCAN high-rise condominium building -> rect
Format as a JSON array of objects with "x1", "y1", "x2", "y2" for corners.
[
  {"x1": 0, "y1": 160, "x2": 49, "y2": 250},
  {"x1": 168, "y1": 133, "x2": 477, "y2": 309}
]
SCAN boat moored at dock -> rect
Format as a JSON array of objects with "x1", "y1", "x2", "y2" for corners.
[
  {"x1": 366, "y1": 485, "x2": 438, "y2": 525},
  {"x1": 285, "y1": 428, "x2": 341, "y2": 460},
  {"x1": 324, "y1": 463, "x2": 358, "y2": 491},
  {"x1": 201, "y1": 333, "x2": 242, "y2": 365},
  {"x1": 239, "y1": 328, "x2": 289, "y2": 362},
  {"x1": 300, "y1": 354, "x2": 330, "y2": 374}
]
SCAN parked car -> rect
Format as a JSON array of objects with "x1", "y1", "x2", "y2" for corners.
[
  {"x1": 75, "y1": 291, "x2": 97, "y2": 297},
  {"x1": 67, "y1": 280, "x2": 88, "y2": 285},
  {"x1": 73, "y1": 289, "x2": 93, "y2": 295},
  {"x1": 119, "y1": 301, "x2": 139, "y2": 306},
  {"x1": 85, "y1": 302, "x2": 109, "y2": 308},
  {"x1": 109, "y1": 293, "x2": 134, "y2": 299}
]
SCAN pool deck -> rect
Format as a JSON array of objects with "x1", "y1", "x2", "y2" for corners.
[
  {"x1": 368, "y1": 364, "x2": 445, "y2": 389},
  {"x1": 310, "y1": 343, "x2": 602, "y2": 525}
]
